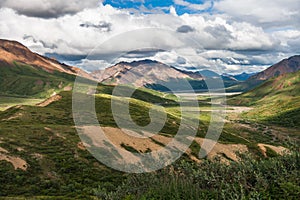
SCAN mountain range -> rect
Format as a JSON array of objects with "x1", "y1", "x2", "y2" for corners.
[
  {"x1": 92, "y1": 60, "x2": 242, "y2": 91},
  {"x1": 1, "y1": 39, "x2": 300, "y2": 95},
  {"x1": 186, "y1": 69, "x2": 255, "y2": 81}
]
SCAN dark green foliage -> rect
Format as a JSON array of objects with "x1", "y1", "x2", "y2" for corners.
[
  {"x1": 101, "y1": 150, "x2": 300, "y2": 200},
  {"x1": 265, "y1": 146, "x2": 279, "y2": 158},
  {"x1": 189, "y1": 140, "x2": 201, "y2": 157}
]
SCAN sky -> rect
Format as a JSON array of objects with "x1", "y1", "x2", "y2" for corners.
[{"x1": 0, "y1": 0, "x2": 299, "y2": 74}]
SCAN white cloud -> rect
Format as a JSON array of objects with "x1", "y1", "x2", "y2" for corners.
[
  {"x1": 226, "y1": 22, "x2": 278, "y2": 51},
  {"x1": 169, "y1": 6, "x2": 177, "y2": 16},
  {"x1": 272, "y1": 30, "x2": 300, "y2": 46},
  {"x1": 0, "y1": 0, "x2": 100, "y2": 18},
  {"x1": 76, "y1": 59, "x2": 110, "y2": 72}
]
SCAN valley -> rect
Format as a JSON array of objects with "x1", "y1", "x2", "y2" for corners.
[{"x1": 0, "y1": 39, "x2": 299, "y2": 199}]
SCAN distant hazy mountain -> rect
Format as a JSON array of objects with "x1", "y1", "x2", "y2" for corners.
[
  {"x1": 184, "y1": 70, "x2": 255, "y2": 82},
  {"x1": 184, "y1": 68, "x2": 220, "y2": 78},
  {"x1": 221, "y1": 72, "x2": 257, "y2": 82},
  {"x1": 233, "y1": 72, "x2": 257, "y2": 81},
  {"x1": 199, "y1": 70, "x2": 220, "y2": 78}
]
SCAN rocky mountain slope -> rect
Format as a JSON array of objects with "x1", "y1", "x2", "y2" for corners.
[
  {"x1": 0, "y1": 39, "x2": 91, "y2": 78},
  {"x1": 92, "y1": 60, "x2": 241, "y2": 91},
  {"x1": 92, "y1": 59, "x2": 203, "y2": 87}
]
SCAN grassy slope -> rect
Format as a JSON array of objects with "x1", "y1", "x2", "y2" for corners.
[
  {"x1": 0, "y1": 62, "x2": 74, "y2": 98},
  {"x1": 0, "y1": 87, "x2": 195, "y2": 198},
  {"x1": 228, "y1": 70, "x2": 300, "y2": 127}
]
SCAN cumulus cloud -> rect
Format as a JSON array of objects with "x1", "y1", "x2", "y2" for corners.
[
  {"x1": 0, "y1": 0, "x2": 100, "y2": 18},
  {"x1": 204, "y1": 24, "x2": 233, "y2": 44},
  {"x1": 177, "y1": 25, "x2": 195, "y2": 33},
  {"x1": 205, "y1": 24, "x2": 230, "y2": 38},
  {"x1": 214, "y1": 0, "x2": 300, "y2": 28}
]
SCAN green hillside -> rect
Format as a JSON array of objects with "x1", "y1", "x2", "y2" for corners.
[
  {"x1": 0, "y1": 86, "x2": 200, "y2": 198},
  {"x1": 0, "y1": 62, "x2": 74, "y2": 98},
  {"x1": 228, "y1": 70, "x2": 300, "y2": 127}
]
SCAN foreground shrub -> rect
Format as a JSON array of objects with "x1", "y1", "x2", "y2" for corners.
[{"x1": 96, "y1": 150, "x2": 300, "y2": 200}]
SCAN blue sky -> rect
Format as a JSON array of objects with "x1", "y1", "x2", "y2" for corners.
[{"x1": 104, "y1": 0, "x2": 213, "y2": 15}]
